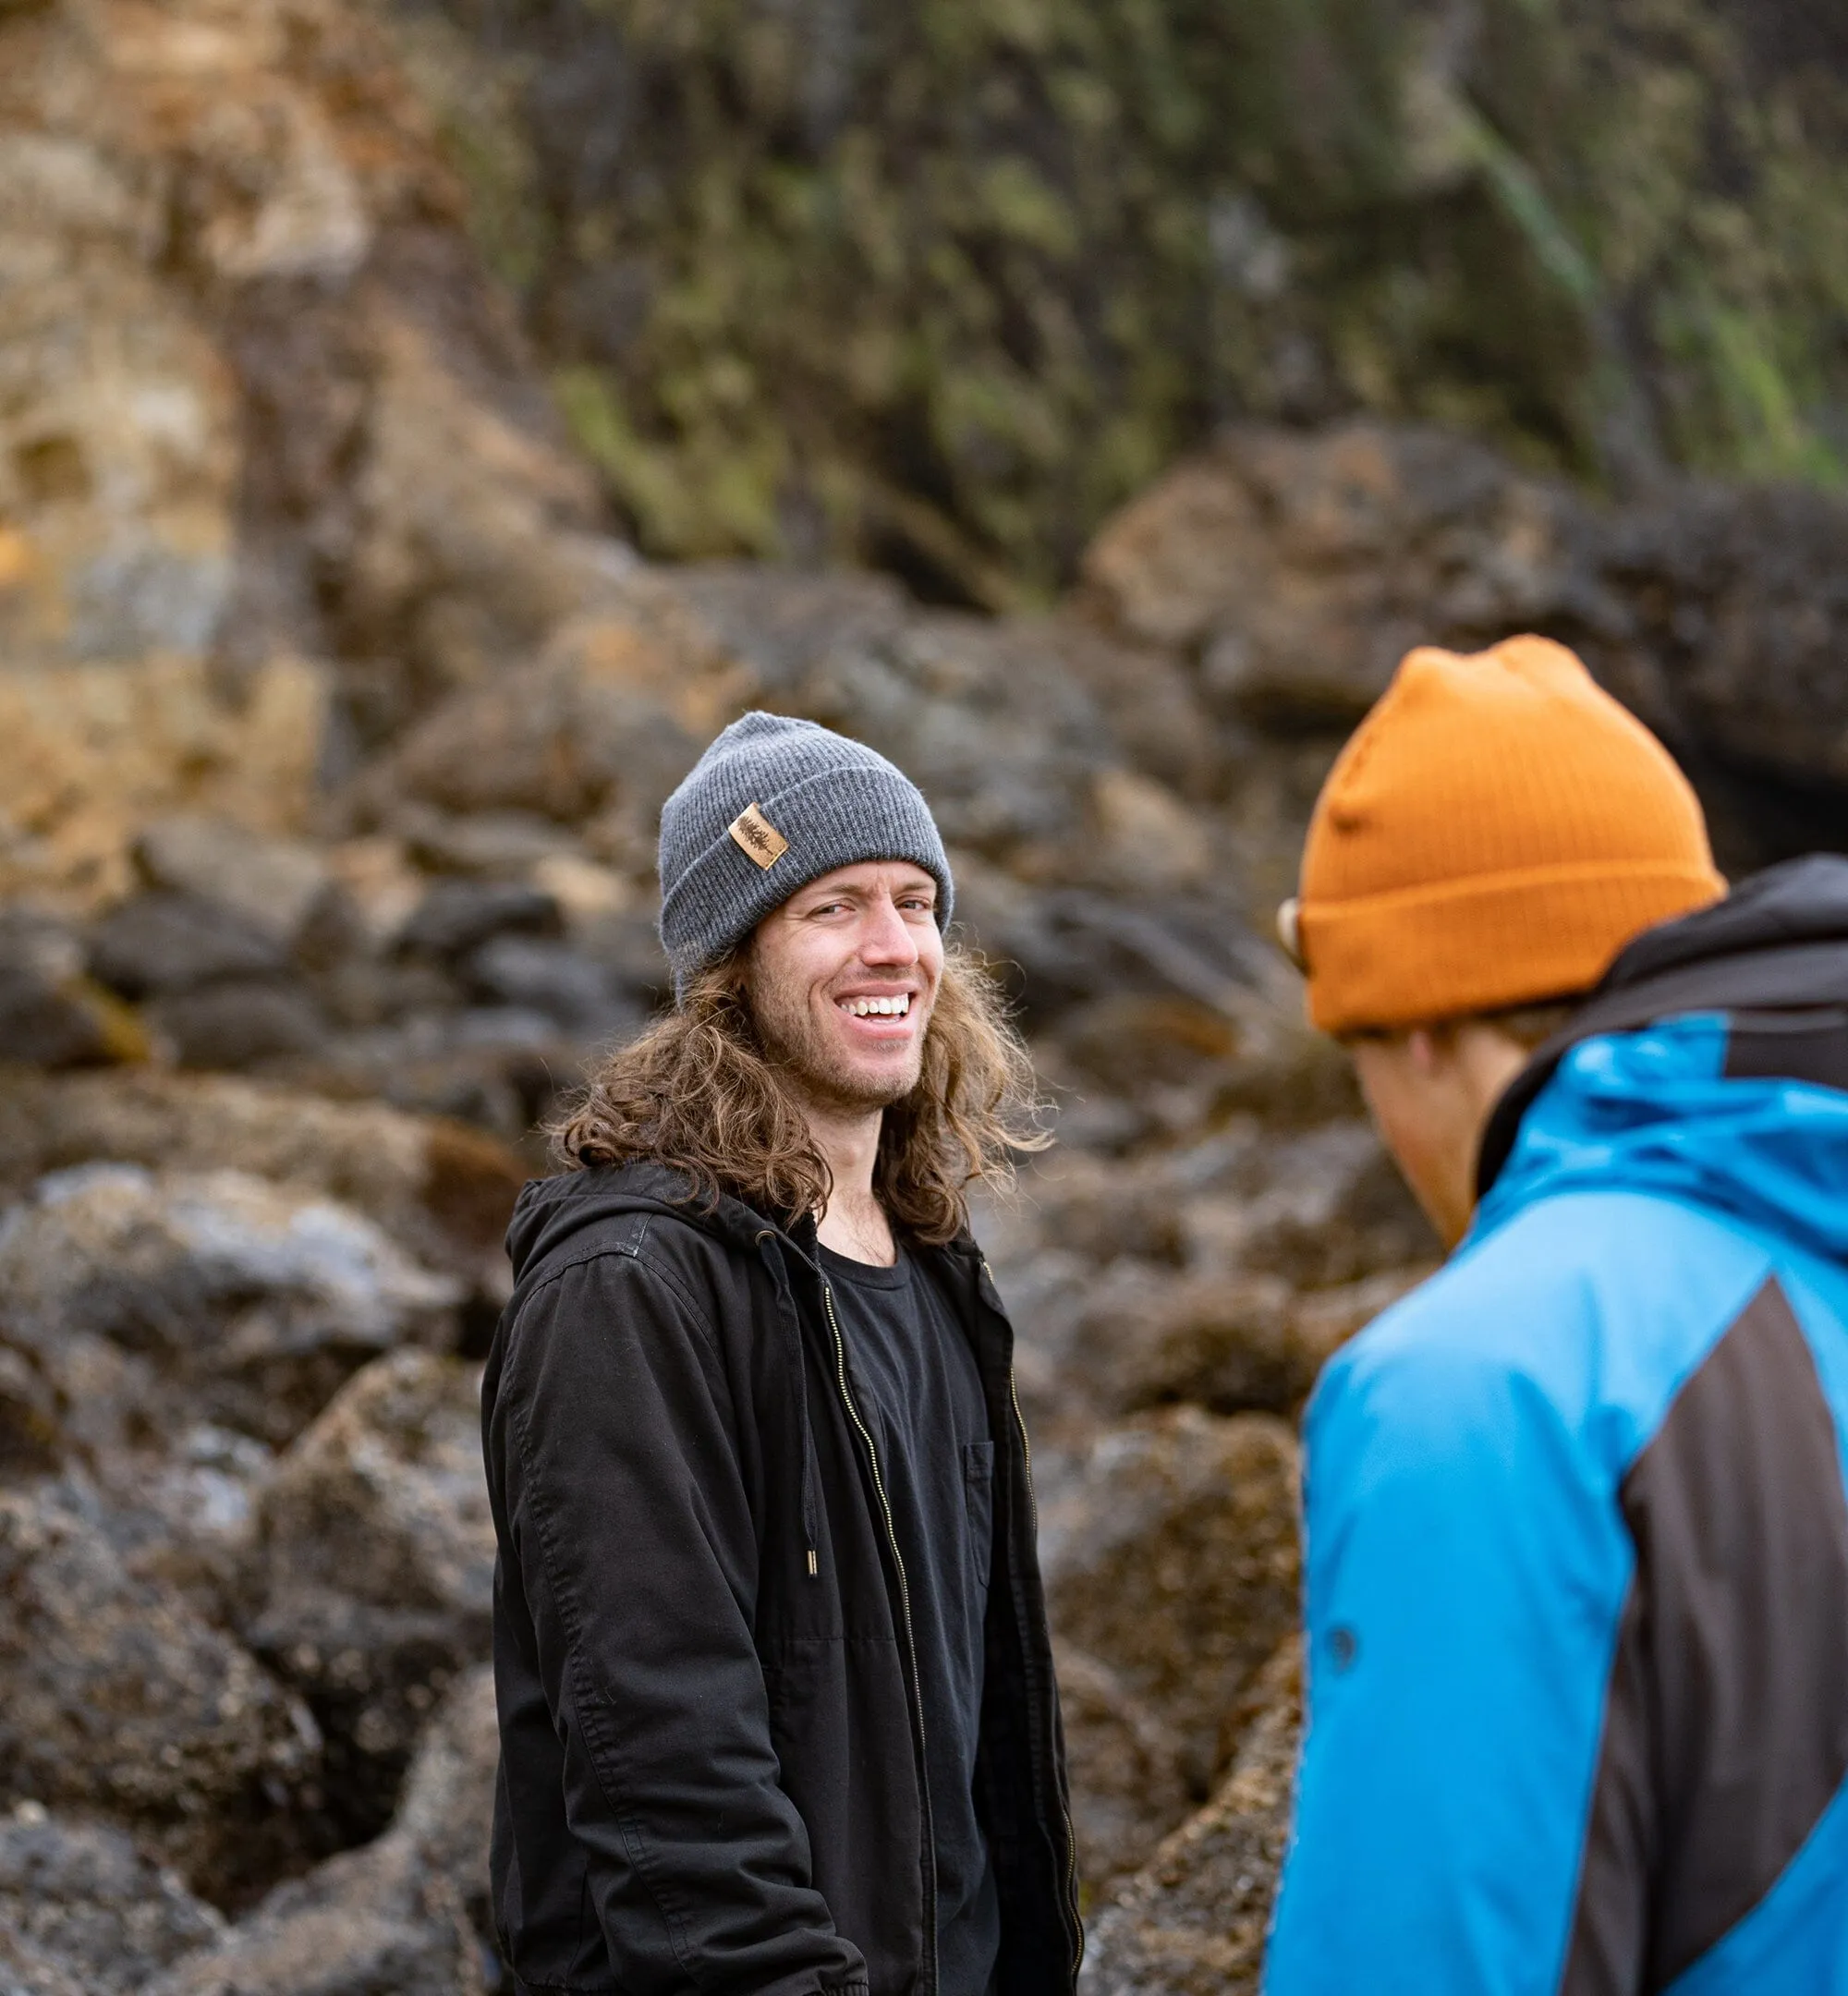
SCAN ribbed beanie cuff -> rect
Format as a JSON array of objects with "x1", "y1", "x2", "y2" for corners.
[
  {"x1": 1303, "y1": 859, "x2": 1727, "y2": 1035},
  {"x1": 658, "y1": 712, "x2": 953, "y2": 1001}
]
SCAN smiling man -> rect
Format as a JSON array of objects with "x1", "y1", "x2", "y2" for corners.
[{"x1": 481, "y1": 712, "x2": 1082, "y2": 1996}]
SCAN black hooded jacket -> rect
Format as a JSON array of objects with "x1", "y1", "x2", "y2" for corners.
[{"x1": 481, "y1": 1161, "x2": 1083, "y2": 1996}]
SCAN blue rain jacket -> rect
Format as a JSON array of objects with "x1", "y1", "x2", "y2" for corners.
[{"x1": 1266, "y1": 857, "x2": 1848, "y2": 1996}]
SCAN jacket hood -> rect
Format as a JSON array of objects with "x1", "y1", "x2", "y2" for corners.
[
  {"x1": 505, "y1": 1159, "x2": 788, "y2": 1284},
  {"x1": 1476, "y1": 854, "x2": 1848, "y2": 1266},
  {"x1": 504, "y1": 1159, "x2": 986, "y2": 1284}
]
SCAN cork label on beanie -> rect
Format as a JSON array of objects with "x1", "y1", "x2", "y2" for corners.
[{"x1": 728, "y1": 802, "x2": 789, "y2": 870}]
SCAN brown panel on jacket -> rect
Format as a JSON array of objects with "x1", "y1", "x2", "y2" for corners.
[{"x1": 1562, "y1": 1279, "x2": 1848, "y2": 1993}]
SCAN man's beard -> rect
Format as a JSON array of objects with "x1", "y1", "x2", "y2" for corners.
[{"x1": 748, "y1": 975, "x2": 924, "y2": 1115}]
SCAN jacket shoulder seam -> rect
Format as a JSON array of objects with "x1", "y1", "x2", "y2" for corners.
[{"x1": 517, "y1": 1237, "x2": 723, "y2": 1356}]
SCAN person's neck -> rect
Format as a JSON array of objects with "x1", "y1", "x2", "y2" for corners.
[{"x1": 808, "y1": 1100, "x2": 894, "y2": 1266}]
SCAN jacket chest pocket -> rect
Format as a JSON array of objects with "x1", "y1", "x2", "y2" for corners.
[{"x1": 963, "y1": 1439, "x2": 995, "y2": 1590}]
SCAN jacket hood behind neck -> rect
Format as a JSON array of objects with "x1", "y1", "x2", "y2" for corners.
[
  {"x1": 504, "y1": 1158, "x2": 985, "y2": 1284},
  {"x1": 1475, "y1": 854, "x2": 1848, "y2": 1266},
  {"x1": 505, "y1": 1159, "x2": 797, "y2": 1284}
]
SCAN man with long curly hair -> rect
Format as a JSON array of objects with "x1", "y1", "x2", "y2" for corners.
[{"x1": 481, "y1": 712, "x2": 1083, "y2": 1996}]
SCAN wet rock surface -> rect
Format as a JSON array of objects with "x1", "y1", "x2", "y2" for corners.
[
  {"x1": 1040, "y1": 1410, "x2": 1301, "y2": 1794},
  {"x1": 0, "y1": 1479, "x2": 322, "y2": 1899},
  {"x1": 0, "y1": 1811, "x2": 225, "y2": 1996},
  {"x1": 0, "y1": 0, "x2": 1838, "y2": 1983},
  {"x1": 150, "y1": 1668, "x2": 499, "y2": 1996},
  {"x1": 1055, "y1": 1642, "x2": 1194, "y2": 1894},
  {"x1": 1079, "y1": 419, "x2": 1848, "y2": 878},
  {"x1": 239, "y1": 1352, "x2": 494, "y2": 1848},
  {"x1": 1081, "y1": 1641, "x2": 1303, "y2": 1995},
  {"x1": 0, "y1": 1165, "x2": 458, "y2": 1454}
]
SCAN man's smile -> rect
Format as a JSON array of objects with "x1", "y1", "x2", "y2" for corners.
[{"x1": 836, "y1": 992, "x2": 913, "y2": 1018}]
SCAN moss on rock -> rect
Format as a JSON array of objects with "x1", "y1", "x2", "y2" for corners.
[{"x1": 391, "y1": 0, "x2": 1848, "y2": 602}]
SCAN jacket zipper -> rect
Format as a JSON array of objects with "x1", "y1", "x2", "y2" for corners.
[
  {"x1": 821, "y1": 1277, "x2": 940, "y2": 1995},
  {"x1": 987, "y1": 1260, "x2": 1086, "y2": 1978}
]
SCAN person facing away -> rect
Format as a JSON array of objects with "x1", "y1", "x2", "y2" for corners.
[
  {"x1": 1264, "y1": 636, "x2": 1848, "y2": 1995},
  {"x1": 481, "y1": 712, "x2": 1083, "y2": 1996}
]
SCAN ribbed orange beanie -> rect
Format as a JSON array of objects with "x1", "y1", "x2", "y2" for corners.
[{"x1": 1292, "y1": 635, "x2": 1725, "y2": 1036}]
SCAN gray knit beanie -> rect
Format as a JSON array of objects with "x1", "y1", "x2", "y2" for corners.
[{"x1": 658, "y1": 712, "x2": 954, "y2": 1000}]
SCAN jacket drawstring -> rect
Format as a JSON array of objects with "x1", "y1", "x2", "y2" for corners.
[{"x1": 757, "y1": 1229, "x2": 821, "y2": 1577}]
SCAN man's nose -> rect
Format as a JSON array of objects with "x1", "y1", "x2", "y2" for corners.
[{"x1": 857, "y1": 895, "x2": 920, "y2": 966}]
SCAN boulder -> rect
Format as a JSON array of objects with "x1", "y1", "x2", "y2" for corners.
[
  {"x1": 1076, "y1": 420, "x2": 1848, "y2": 873},
  {"x1": 1087, "y1": 1265, "x2": 1429, "y2": 1419},
  {"x1": 323, "y1": 840, "x2": 429, "y2": 953},
  {"x1": 127, "y1": 1422, "x2": 285, "y2": 1594},
  {"x1": 1597, "y1": 479, "x2": 1848, "y2": 789},
  {"x1": 671, "y1": 567, "x2": 1112, "y2": 867},
  {"x1": 150, "y1": 1889, "x2": 485, "y2": 1996},
  {"x1": 1173, "y1": 1119, "x2": 1435, "y2": 1289},
  {"x1": 383, "y1": 1663, "x2": 499, "y2": 1940},
  {"x1": 958, "y1": 873, "x2": 1275, "y2": 1028},
  {"x1": 0, "y1": 910, "x2": 147, "y2": 1069},
  {"x1": 461, "y1": 933, "x2": 642, "y2": 1039},
  {"x1": 0, "y1": 1925, "x2": 86, "y2": 1996},
  {"x1": 1072, "y1": 1268, "x2": 1300, "y2": 1418},
  {"x1": 1015, "y1": 1149, "x2": 1196, "y2": 1275},
  {"x1": 399, "y1": 806, "x2": 579, "y2": 881},
  {"x1": 1030, "y1": 615, "x2": 1221, "y2": 802},
  {"x1": 152, "y1": 982, "x2": 334, "y2": 1074},
  {"x1": 1055, "y1": 1643, "x2": 1194, "y2": 1897},
  {"x1": 0, "y1": 1069, "x2": 527, "y2": 1278},
  {"x1": 329, "y1": 298, "x2": 625, "y2": 717},
  {"x1": 134, "y1": 818, "x2": 335, "y2": 954},
  {"x1": 397, "y1": 879, "x2": 563, "y2": 960},
  {"x1": 1040, "y1": 1409, "x2": 1300, "y2": 1789},
  {"x1": 1080, "y1": 1640, "x2": 1302, "y2": 1996},
  {"x1": 0, "y1": 1164, "x2": 460, "y2": 1453},
  {"x1": 87, "y1": 893, "x2": 290, "y2": 999},
  {"x1": 1011, "y1": 1113, "x2": 1406, "y2": 1300},
  {"x1": 1079, "y1": 422, "x2": 1599, "y2": 725},
  {"x1": 240, "y1": 1352, "x2": 494, "y2": 1843},
  {"x1": 151, "y1": 1666, "x2": 499, "y2": 1996},
  {"x1": 351, "y1": 605, "x2": 711, "y2": 839},
  {"x1": 0, "y1": 1479, "x2": 321, "y2": 1895},
  {"x1": 0, "y1": 141, "x2": 238, "y2": 681},
  {"x1": 0, "y1": 1808, "x2": 225, "y2": 1995}
]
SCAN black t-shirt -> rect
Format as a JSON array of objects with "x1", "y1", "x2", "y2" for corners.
[{"x1": 817, "y1": 1239, "x2": 999, "y2": 1996}]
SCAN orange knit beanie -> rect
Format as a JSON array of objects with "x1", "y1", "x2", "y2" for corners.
[{"x1": 1290, "y1": 635, "x2": 1725, "y2": 1036}]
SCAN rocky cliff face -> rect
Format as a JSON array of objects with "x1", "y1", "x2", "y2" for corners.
[
  {"x1": 0, "y1": 4, "x2": 1842, "y2": 1991},
  {"x1": 392, "y1": 0, "x2": 1848, "y2": 601}
]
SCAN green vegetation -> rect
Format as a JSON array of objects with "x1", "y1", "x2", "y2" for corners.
[{"x1": 400, "y1": 0, "x2": 1848, "y2": 602}]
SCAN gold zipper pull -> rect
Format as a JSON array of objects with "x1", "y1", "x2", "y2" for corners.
[{"x1": 806, "y1": 1548, "x2": 818, "y2": 1577}]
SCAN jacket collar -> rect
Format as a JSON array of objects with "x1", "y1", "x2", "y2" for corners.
[{"x1": 1477, "y1": 854, "x2": 1848, "y2": 1199}]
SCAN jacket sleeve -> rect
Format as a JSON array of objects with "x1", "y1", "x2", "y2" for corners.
[
  {"x1": 491, "y1": 1247, "x2": 868, "y2": 1996},
  {"x1": 1263, "y1": 1328, "x2": 1634, "y2": 1996}
]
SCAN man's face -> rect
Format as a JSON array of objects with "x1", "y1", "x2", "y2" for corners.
[
  {"x1": 1348, "y1": 1021, "x2": 1532, "y2": 1250},
  {"x1": 746, "y1": 861, "x2": 944, "y2": 1113}
]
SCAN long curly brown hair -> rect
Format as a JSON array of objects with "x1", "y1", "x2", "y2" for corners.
[{"x1": 553, "y1": 943, "x2": 1050, "y2": 1242}]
